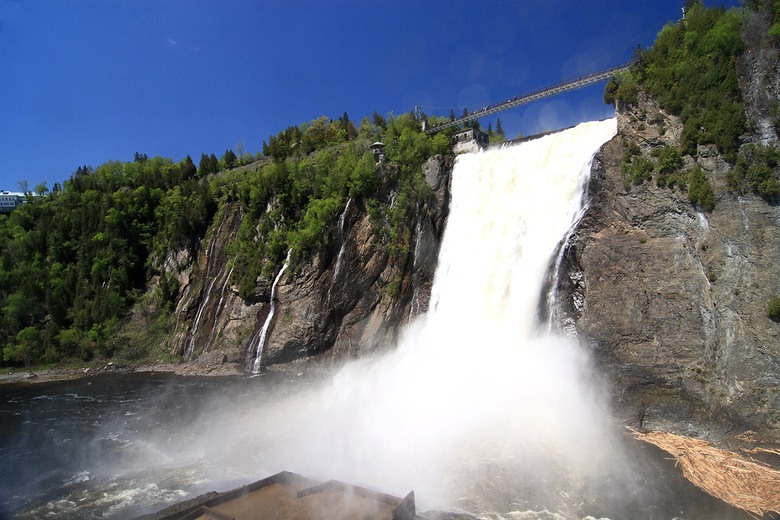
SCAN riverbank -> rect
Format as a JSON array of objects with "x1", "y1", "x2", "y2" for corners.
[
  {"x1": 0, "y1": 362, "x2": 172, "y2": 385},
  {"x1": 0, "y1": 351, "x2": 335, "y2": 386},
  {"x1": 0, "y1": 359, "x2": 245, "y2": 385}
]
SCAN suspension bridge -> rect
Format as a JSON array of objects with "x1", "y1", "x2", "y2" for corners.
[{"x1": 421, "y1": 62, "x2": 632, "y2": 135}]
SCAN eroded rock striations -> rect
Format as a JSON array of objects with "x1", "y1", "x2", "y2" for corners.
[
  {"x1": 558, "y1": 93, "x2": 780, "y2": 443},
  {"x1": 164, "y1": 155, "x2": 451, "y2": 375}
]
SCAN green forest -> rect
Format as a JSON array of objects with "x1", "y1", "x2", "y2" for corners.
[
  {"x1": 0, "y1": 110, "x2": 455, "y2": 367},
  {"x1": 2, "y1": 0, "x2": 779, "y2": 368}
]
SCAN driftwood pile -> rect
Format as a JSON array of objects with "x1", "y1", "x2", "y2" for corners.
[{"x1": 629, "y1": 429, "x2": 780, "y2": 517}]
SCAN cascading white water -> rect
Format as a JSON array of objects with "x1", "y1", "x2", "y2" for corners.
[
  {"x1": 185, "y1": 277, "x2": 216, "y2": 358},
  {"x1": 250, "y1": 250, "x2": 291, "y2": 374},
  {"x1": 275, "y1": 119, "x2": 622, "y2": 511},
  {"x1": 185, "y1": 239, "x2": 220, "y2": 359},
  {"x1": 207, "y1": 266, "x2": 234, "y2": 346},
  {"x1": 328, "y1": 198, "x2": 352, "y2": 305},
  {"x1": 332, "y1": 197, "x2": 352, "y2": 282},
  {"x1": 26, "y1": 118, "x2": 722, "y2": 519},
  {"x1": 80, "y1": 119, "x2": 633, "y2": 519}
]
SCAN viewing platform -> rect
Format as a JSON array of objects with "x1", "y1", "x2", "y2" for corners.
[{"x1": 143, "y1": 471, "x2": 418, "y2": 520}]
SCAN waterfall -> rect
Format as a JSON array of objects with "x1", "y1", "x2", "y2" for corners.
[
  {"x1": 250, "y1": 250, "x2": 291, "y2": 374},
  {"x1": 332, "y1": 197, "x2": 351, "y2": 282},
  {"x1": 408, "y1": 215, "x2": 424, "y2": 320},
  {"x1": 82, "y1": 119, "x2": 639, "y2": 519},
  {"x1": 184, "y1": 236, "x2": 220, "y2": 359},
  {"x1": 184, "y1": 276, "x2": 217, "y2": 358},
  {"x1": 207, "y1": 266, "x2": 234, "y2": 346},
  {"x1": 286, "y1": 119, "x2": 620, "y2": 508},
  {"x1": 328, "y1": 198, "x2": 352, "y2": 305}
]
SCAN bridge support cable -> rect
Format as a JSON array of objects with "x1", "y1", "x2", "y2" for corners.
[{"x1": 425, "y1": 62, "x2": 632, "y2": 134}]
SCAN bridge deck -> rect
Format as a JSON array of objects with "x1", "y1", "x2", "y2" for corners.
[{"x1": 425, "y1": 63, "x2": 631, "y2": 134}]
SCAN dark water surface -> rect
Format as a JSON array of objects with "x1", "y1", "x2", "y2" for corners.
[
  {"x1": 0, "y1": 372, "x2": 303, "y2": 519},
  {"x1": 0, "y1": 372, "x2": 762, "y2": 520}
]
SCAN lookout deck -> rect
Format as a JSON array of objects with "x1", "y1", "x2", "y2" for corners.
[{"x1": 142, "y1": 471, "x2": 418, "y2": 520}]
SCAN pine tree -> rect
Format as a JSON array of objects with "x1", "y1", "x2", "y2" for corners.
[
  {"x1": 372, "y1": 112, "x2": 387, "y2": 129},
  {"x1": 198, "y1": 153, "x2": 210, "y2": 177},
  {"x1": 223, "y1": 150, "x2": 237, "y2": 170},
  {"x1": 496, "y1": 118, "x2": 505, "y2": 137},
  {"x1": 181, "y1": 155, "x2": 197, "y2": 179}
]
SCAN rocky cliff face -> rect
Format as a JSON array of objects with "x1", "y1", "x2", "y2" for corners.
[
  {"x1": 739, "y1": 5, "x2": 780, "y2": 146},
  {"x1": 558, "y1": 91, "x2": 780, "y2": 443},
  {"x1": 157, "y1": 12, "x2": 780, "y2": 446},
  {"x1": 164, "y1": 155, "x2": 451, "y2": 375},
  {"x1": 166, "y1": 102, "x2": 780, "y2": 445}
]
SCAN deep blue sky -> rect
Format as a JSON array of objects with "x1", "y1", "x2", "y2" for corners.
[{"x1": 1, "y1": 0, "x2": 740, "y2": 190}]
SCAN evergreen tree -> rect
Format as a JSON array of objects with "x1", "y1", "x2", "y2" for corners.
[
  {"x1": 339, "y1": 112, "x2": 358, "y2": 141},
  {"x1": 223, "y1": 149, "x2": 237, "y2": 170},
  {"x1": 198, "y1": 153, "x2": 211, "y2": 177},
  {"x1": 181, "y1": 155, "x2": 197, "y2": 179},
  {"x1": 372, "y1": 112, "x2": 387, "y2": 129},
  {"x1": 496, "y1": 118, "x2": 505, "y2": 137}
]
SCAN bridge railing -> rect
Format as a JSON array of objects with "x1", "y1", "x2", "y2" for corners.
[{"x1": 425, "y1": 62, "x2": 632, "y2": 134}]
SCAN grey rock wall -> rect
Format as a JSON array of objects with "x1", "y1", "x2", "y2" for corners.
[
  {"x1": 166, "y1": 155, "x2": 451, "y2": 375},
  {"x1": 560, "y1": 95, "x2": 780, "y2": 444}
]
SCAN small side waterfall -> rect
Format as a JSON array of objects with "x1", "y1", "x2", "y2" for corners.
[
  {"x1": 249, "y1": 250, "x2": 291, "y2": 373},
  {"x1": 184, "y1": 230, "x2": 221, "y2": 359},
  {"x1": 185, "y1": 276, "x2": 217, "y2": 358},
  {"x1": 328, "y1": 198, "x2": 352, "y2": 305},
  {"x1": 544, "y1": 204, "x2": 590, "y2": 334},
  {"x1": 408, "y1": 215, "x2": 423, "y2": 320},
  {"x1": 183, "y1": 209, "x2": 238, "y2": 359},
  {"x1": 207, "y1": 265, "x2": 234, "y2": 346}
]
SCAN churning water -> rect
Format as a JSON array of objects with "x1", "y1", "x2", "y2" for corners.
[
  {"x1": 278, "y1": 119, "x2": 626, "y2": 514},
  {"x1": 0, "y1": 120, "x2": 754, "y2": 519}
]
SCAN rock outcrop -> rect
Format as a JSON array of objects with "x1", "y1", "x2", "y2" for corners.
[
  {"x1": 163, "y1": 155, "x2": 451, "y2": 375},
  {"x1": 558, "y1": 92, "x2": 780, "y2": 443},
  {"x1": 738, "y1": 5, "x2": 780, "y2": 146}
]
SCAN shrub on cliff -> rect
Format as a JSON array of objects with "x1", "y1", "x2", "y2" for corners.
[
  {"x1": 767, "y1": 296, "x2": 780, "y2": 321},
  {"x1": 604, "y1": 71, "x2": 639, "y2": 107},
  {"x1": 610, "y1": 2, "x2": 745, "y2": 163},
  {"x1": 728, "y1": 144, "x2": 780, "y2": 202},
  {"x1": 688, "y1": 166, "x2": 716, "y2": 211},
  {"x1": 621, "y1": 155, "x2": 654, "y2": 188}
]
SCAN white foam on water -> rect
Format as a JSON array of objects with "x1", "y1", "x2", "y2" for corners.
[{"x1": 203, "y1": 119, "x2": 626, "y2": 515}]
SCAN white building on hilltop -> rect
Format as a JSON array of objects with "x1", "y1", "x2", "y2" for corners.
[{"x1": 0, "y1": 191, "x2": 25, "y2": 213}]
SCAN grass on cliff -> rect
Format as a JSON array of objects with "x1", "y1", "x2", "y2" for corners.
[{"x1": 767, "y1": 296, "x2": 780, "y2": 321}]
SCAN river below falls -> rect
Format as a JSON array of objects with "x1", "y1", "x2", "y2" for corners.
[{"x1": 0, "y1": 372, "x2": 756, "y2": 520}]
